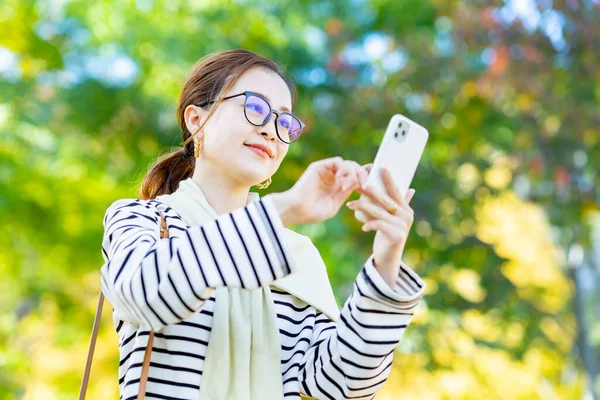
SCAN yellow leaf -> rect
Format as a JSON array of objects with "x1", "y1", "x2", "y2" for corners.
[{"x1": 449, "y1": 269, "x2": 486, "y2": 303}]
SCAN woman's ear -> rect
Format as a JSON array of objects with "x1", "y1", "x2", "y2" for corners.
[{"x1": 184, "y1": 105, "x2": 206, "y2": 138}]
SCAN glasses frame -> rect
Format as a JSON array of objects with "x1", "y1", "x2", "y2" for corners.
[{"x1": 198, "y1": 91, "x2": 305, "y2": 144}]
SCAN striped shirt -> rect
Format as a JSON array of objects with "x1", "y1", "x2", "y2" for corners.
[{"x1": 100, "y1": 194, "x2": 425, "y2": 400}]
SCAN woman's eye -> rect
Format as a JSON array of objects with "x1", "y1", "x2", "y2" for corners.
[{"x1": 247, "y1": 103, "x2": 264, "y2": 113}]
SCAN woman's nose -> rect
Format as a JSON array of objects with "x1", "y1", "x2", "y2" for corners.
[{"x1": 260, "y1": 116, "x2": 279, "y2": 141}]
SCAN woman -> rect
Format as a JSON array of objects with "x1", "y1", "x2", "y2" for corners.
[{"x1": 101, "y1": 49, "x2": 425, "y2": 400}]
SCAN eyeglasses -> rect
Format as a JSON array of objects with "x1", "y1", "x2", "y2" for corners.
[{"x1": 199, "y1": 91, "x2": 305, "y2": 144}]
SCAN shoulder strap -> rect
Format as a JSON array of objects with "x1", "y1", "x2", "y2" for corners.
[
  {"x1": 78, "y1": 292, "x2": 105, "y2": 399},
  {"x1": 137, "y1": 330, "x2": 155, "y2": 399},
  {"x1": 79, "y1": 212, "x2": 169, "y2": 400}
]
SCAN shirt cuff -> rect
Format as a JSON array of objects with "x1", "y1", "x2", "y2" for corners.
[{"x1": 361, "y1": 253, "x2": 425, "y2": 308}]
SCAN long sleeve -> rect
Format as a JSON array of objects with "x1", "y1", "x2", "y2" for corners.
[
  {"x1": 299, "y1": 254, "x2": 425, "y2": 399},
  {"x1": 100, "y1": 194, "x2": 294, "y2": 331}
]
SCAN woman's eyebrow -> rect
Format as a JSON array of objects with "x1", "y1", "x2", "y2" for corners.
[{"x1": 255, "y1": 91, "x2": 291, "y2": 112}]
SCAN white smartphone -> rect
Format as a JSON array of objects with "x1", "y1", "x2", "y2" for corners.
[{"x1": 354, "y1": 114, "x2": 429, "y2": 223}]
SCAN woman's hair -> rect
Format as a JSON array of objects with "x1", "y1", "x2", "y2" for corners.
[{"x1": 138, "y1": 49, "x2": 297, "y2": 199}]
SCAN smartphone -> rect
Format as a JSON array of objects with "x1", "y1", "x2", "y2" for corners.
[{"x1": 354, "y1": 114, "x2": 429, "y2": 223}]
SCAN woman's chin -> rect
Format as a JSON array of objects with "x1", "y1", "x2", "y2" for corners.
[{"x1": 235, "y1": 169, "x2": 269, "y2": 188}]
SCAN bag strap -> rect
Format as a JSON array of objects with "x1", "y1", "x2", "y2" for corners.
[
  {"x1": 137, "y1": 213, "x2": 169, "y2": 398},
  {"x1": 79, "y1": 212, "x2": 169, "y2": 400},
  {"x1": 78, "y1": 291, "x2": 105, "y2": 399},
  {"x1": 137, "y1": 330, "x2": 155, "y2": 399}
]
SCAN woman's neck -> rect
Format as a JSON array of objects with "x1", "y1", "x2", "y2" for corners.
[{"x1": 191, "y1": 168, "x2": 252, "y2": 216}]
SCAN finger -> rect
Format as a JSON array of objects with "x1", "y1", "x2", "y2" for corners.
[
  {"x1": 358, "y1": 169, "x2": 368, "y2": 187},
  {"x1": 349, "y1": 162, "x2": 367, "y2": 188},
  {"x1": 406, "y1": 188, "x2": 416, "y2": 204},
  {"x1": 346, "y1": 199, "x2": 394, "y2": 222},
  {"x1": 381, "y1": 169, "x2": 414, "y2": 215},
  {"x1": 316, "y1": 160, "x2": 339, "y2": 186},
  {"x1": 362, "y1": 219, "x2": 409, "y2": 242},
  {"x1": 349, "y1": 199, "x2": 414, "y2": 228},
  {"x1": 333, "y1": 160, "x2": 356, "y2": 193},
  {"x1": 399, "y1": 189, "x2": 416, "y2": 218},
  {"x1": 357, "y1": 182, "x2": 398, "y2": 213},
  {"x1": 331, "y1": 160, "x2": 350, "y2": 191},
  {"x1": 320, "y1": 156, "x2": 344, "y2": 174},
  {"x1": 338, "y1": 161, "x2": 363, "y2": 191},
  {"x1": 381, "y1": 168, "x2": 405, "y2": 206},
  {"x1": 337, "y1": 162, "x2": 353, "y2": 189},
  {"x1": 358, "y1": 164, "x2": 371, "y2": 187}
]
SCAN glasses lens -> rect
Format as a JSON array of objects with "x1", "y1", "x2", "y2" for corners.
[
  {"x1": 277, "y1": 113, "x2": 303, "y2": 143},
  {"x1": 245, "y1": 95, "x2": 271, "y2": 125}
]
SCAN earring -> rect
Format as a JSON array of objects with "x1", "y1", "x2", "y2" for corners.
[
  {"x1": 194, "y1": 138, "x2": 202, "y2": 158},
  {"x1": 256, "y1": 177, "x2": 272, "y2": 189}
]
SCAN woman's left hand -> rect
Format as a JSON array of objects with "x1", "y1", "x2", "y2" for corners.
[{"x1": 345, "y1": 167, "x2": 416, "y2": 288}]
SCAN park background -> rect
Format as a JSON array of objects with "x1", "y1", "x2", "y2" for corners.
[{"x1": 1, "y1": 0, "x2": 599, "y2": 398}]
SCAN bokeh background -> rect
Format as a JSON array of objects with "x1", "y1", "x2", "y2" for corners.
[{"x1": 1, "y1": 0, "x2": 599, "y2": 398}]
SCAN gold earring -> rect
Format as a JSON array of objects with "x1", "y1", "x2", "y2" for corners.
[
  {"x1": 194, "y1": 138, "x2": 202, "y2": 158},
  {"x1": 256, "y1": 177, "x2": 272, "y2": 189}
]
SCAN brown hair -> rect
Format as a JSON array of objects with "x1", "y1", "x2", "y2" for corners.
[{"x1": 138, "y1": 49, "x2": 297, "y2": 199}]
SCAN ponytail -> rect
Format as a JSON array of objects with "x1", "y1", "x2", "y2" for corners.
[{"x1": 138, "y1": 147, "x2": 195, "y2": 200}]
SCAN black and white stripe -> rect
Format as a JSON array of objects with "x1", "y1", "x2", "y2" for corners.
[{"x1": 100, "y1": 194, "x2": 425, "y2": 400}]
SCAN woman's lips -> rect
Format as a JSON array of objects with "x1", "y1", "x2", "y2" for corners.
[{"x1": 245, "y1": 145, "x2": 271, "y2": 159}]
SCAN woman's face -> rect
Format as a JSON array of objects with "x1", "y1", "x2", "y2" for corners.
[{"x1": 185, "y1": 67, "x2": 294, "y2": 188}]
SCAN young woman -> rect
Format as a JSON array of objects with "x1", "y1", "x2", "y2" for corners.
[{"x1": 100, "y1": 49, "x2": 425, "y2": 400}]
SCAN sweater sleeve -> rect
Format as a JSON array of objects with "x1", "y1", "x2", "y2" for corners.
[
  {"x1": 100, "y1": 194, "x2": 294, "y2": 331},
  {"x1": 298, "y1": 254, "x2": 425, "y2": 399}
]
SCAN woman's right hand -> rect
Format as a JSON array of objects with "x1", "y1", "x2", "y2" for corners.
[{"x1": 270, "y1": 157, "x2": 371, "y2": 226}]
